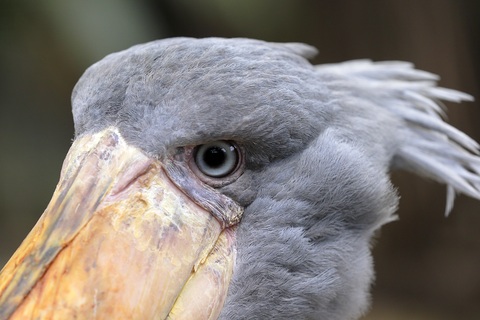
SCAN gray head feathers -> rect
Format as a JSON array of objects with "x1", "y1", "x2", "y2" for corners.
[{"x1": 69, "y1": 38, "x2": 479, "y2": 319}]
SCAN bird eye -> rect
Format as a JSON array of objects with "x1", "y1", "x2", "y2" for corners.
[{"x1": 194, "y1": 141, "x2": 240, "y2": 178}]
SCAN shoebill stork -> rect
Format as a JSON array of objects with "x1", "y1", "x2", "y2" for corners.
[{"x1": 0, "y1": 37, "x2": 479, "y2": 319}]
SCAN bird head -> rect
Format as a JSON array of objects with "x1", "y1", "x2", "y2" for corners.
[{"x1": 0, "y1": 38, "x2": 479, "y2": 319}]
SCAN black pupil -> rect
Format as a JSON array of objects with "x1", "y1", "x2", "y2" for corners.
[{"x1": 203, "y1": 147, "x2": 227, "y2": 168}]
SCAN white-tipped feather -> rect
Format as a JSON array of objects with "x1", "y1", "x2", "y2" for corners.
[
  {"x1": 428, "y1": 87, "x2": 474, "y2": 103},
  {"x1": 403, "y1": 91, "x2": 446, "y2": 118},
  {"x1": 316, "y1": 60, "x2": 439, "y2": 81},
  {"x1": 317, "y1": 60, "x2": 480, "y2": 215}
]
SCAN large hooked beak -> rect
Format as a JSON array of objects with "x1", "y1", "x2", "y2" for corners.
[{"x1": 0, "y1": 128, "x2": 241, "y2": 319}]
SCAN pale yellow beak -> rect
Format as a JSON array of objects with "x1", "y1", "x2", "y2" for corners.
[{"x1": 0, "y1": 128, "x2": 239, "y2": 319}]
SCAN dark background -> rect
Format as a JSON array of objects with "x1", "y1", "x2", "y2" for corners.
[{"x1": 1, "y1": 1, "x2": 479, "y2": 319}]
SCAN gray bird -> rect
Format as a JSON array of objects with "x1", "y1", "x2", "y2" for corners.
[{"x1": 0, "y1": 37, "x2": 479, "y2": 320}]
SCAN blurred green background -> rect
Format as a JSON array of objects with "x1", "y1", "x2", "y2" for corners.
[{"x1": 0, "y1": 1, "x2": 479, "y2": 319}]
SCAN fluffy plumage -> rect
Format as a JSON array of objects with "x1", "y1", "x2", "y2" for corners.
[{"x1": 71, "y1": 37, "x2": 480, "y2": 319}]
